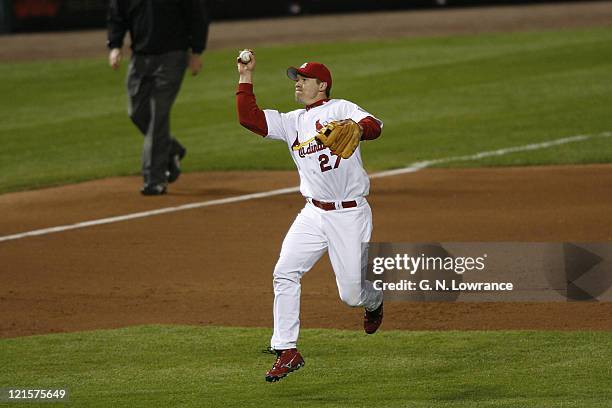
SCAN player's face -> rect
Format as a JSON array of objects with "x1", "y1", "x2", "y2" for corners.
[{"x1": 295, "y1": 75, "x2": 326, "y2": 105}]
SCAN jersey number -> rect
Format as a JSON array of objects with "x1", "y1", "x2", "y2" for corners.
[{"x1": 319, "y1": 154, "x2": 341, "y2": 172}]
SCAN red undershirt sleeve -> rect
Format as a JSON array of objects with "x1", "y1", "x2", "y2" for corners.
[
  {"x1": 236, "y1": 83, "x2": 268, "y2": 137},
  {"x1": 358, "y1": 116, "x2": 382, "y2": 140}
]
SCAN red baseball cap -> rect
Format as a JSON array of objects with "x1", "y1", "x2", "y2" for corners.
[{"x1": 287, "y1": 62, "x2": 332, "y2": 91}]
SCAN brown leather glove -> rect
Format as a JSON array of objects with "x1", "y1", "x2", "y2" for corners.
[{"x1": 315, "y1": 119, "x2": 363, "y2": 159}]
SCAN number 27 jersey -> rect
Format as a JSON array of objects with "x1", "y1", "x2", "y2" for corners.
[{"x1": 263, "y1": 99, "x2": 383, "y2": 202}]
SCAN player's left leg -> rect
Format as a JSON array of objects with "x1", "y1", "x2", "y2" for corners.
[
  {"x1": 266, "y1": 204, "x2": 326, "y2": 382},
  {"x1": 325, "y1": 201, "x2": 383, "y2": 326},
  {"x1": 271, "y1": 204, "x2": 327, "y2": 351}
]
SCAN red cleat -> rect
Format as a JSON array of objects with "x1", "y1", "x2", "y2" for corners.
[
  {"x1": 364, "y1": 302, "x2": 383, "y2": 334},
  {"x1": 265, "y1": 348, "x2": 305, "y2": 382}
]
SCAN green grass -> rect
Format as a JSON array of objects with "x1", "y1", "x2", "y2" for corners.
[
  {"x1": 1, "y1": 27, "x2": 612, "y2": 193},
  {"x1": 1, "y1": 326, "x2": 611, "y2": 407}
]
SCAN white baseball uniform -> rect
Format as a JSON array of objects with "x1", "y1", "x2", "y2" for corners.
[{"x1": 263, "y1": 99, "x2": 384, "y2": 350}]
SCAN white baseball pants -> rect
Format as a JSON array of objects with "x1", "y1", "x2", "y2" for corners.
[{"x1": 271, "y1": 199, "x2": 383, "y2": 350}]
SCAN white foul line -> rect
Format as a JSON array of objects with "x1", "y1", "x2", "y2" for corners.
[
  {"x1": 370, "y1": 132, "x2": 611, "y2": 179},
  {"x1": 1, "y1": 131, "x2": 610, "y2": 243}
]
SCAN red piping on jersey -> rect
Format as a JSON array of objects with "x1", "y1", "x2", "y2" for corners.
[
  {"x1": 305, "y1": 98, "x2": 330, "y2": 111},
  {"x1": 236, "y1": 83, "x2": 381, "y2": 140}
]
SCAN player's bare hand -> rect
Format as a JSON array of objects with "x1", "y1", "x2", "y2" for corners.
[
  {"x1": 189, "y1": 53, "x2": 203, "y2": 76},
  {"x1": 109, "y1": 48, "x2": 122, "y2": 70},
  {"x1": 237, "y1": 49, "x2": 256, "y2": 74}
]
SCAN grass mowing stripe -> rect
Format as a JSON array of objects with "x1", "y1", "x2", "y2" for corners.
[
  {"x1": 1, "y1": 28, "x2": 612, "y2": 193},
  {"x1": 1, "y1": 326, "x2": 611, "y2": 407}
]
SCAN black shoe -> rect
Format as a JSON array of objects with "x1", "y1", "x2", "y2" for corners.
[
  {"x1": 140, "y1": 183, "x2": 167, "y2": 196},
  {"x1": 167, "y1": 147, "x2": 186, "y2": 183}
]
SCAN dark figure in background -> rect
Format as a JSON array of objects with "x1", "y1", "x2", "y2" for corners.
[{"x1": 107, "y1": 0, "x2": 210, "y2": 195}]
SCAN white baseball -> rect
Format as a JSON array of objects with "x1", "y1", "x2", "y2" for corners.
[{"x1": 238, "y1": 49, "x2": 252, "y2": 64}]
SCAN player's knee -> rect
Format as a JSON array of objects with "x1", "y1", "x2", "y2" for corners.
[
  {"x1": 339, "y1": 290, "x2": 363, "y2": 308},
  {"x1": 273, "y1": 263, "x2": 300, "y2": 285}
]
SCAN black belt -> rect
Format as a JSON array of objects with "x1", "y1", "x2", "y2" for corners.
[{"x1": 311, "y1": 199, "x2": 357, "y2": 211}]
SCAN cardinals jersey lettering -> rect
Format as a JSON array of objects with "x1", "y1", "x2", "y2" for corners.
[{"x1": 263, "y1": 99, "x2": 383, "y2": 201}]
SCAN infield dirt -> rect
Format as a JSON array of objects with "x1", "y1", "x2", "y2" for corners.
[{"x1": 1, "y1": 165, "x2": 612, "y2": 338}]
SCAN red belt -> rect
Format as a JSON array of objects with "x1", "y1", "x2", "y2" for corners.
[{"x1": 311, "y1": 199, "x2": 357, "y2": 211}]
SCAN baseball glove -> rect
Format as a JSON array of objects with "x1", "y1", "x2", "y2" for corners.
[{"x1": 315, "y1": 119, "x2": 363, "y2": 159}]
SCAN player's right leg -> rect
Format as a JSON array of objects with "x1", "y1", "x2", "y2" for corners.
[
  {"x1": 267, "y1": 204, "x2": 326, "y2": 382},
  {"x1": 326, "y1": 201, "x2": 384, "y2": 333}
]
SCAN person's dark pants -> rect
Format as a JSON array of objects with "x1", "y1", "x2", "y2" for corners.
[{"x1": 126, "y1": 50, "x2": 188, "y2": 186}]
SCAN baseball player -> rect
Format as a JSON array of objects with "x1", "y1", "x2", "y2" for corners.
[{"x1": 236, "y1": 51, "x2": 384, "y2": 382}]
